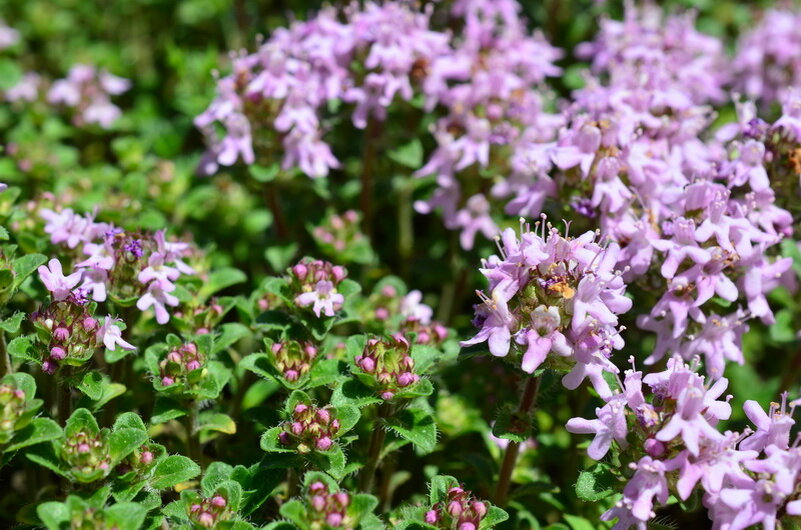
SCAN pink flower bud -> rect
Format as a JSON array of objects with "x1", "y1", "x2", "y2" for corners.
[
  {"x1": 284, "y1": 369, "x2": 299, "y2": 381},
  {"x1": 333, "y1": 492, "x2": 349, "y2": 507},
  {"x1": 78, "y1": 443, "x2": 91, "y2": 454},
  {"x1": 190, "y1": 504, "x2": 202, "y2": 513},
  {"x1": 425, "y1": 510, "x2": 439, "y2": 524},
  {"x1": 458, "y1": 523, "x2": 476, "y2": 530},
  {"x1": 447, "y1": 501, "x2": 463, "y2": 517},
  {"x1": 292, "y1": 263, "x2": 308, "y2": 281},
  {"x1": 182, "y1": 343, "x2": 198, "y2": 355},
  {"x1": 140, "y1": 451, "x2": 154, "y2": 465},
  {"x1": 644, "y1": 438, "x2": 667, "y2": 457},
  {"x1": 331, "y1": 266, "x2": 346, "y2": 283},
  {"x1": 161, "y1": 376, "x2": 174, "y2": 386},
  {"x1": 167, "y1": 351, "x2": 182, "y2": 363},
  {"x1": 197, "y1": 328, "x2": 210, "y2": 335},
  {"x1": 397, "y1": 372, "x2": 416, "y2": 387},
  {"x1": 316, "y1": 437, "x2": 333, "y2": 451},
  {"x1": 331, "y1": 419, "x2": 340, "y2": 431},
  {"x1": 82, "y1": 317, "x2": 98, "y2": 331},
  {"x1": 291, "y1": 422, "x2": 304, "y2": 435},
  {"x1": 326, "y1": 513, "x2": 343, "y2": 527},
  {"x1": 186, "y1": 360, "x2": 201, "y2": 371},
  {"x1": 53, "y1": 327, "x2": 70, "y2": 342},
  {"x1": 278, "y1": 431, "x2": 292, "y2": 445},
  {"x1": 198, "y1": 512, "x2": 215, "y2": 527},
  {"x1": 472, "y1": 501, "x2": 487, "y2": 518},
  {"x1": 316, "y1": 409, "x2": 331, "y2": 423},
  {"x1": 381, "y1": 286, "x2": 397, "y2": 297},
  {"x1": 211, "y1": 495, "x2": 227, "y2": 508},
  {"x1": 304, "y1": 344, "x2": 317, "y2": 357},
  {"x1": 311, "y1": 495, "x2": 326, "y2": 511},
  {"x1": 375, "y1": 307, "x2": 389, "y2": 320},
  {"x1": 309, "y1": 481, "x2": 326, "y2": 493},
  {"x1": 13, "y1": 389, "x2": 24, "y2": 400},
  {"x1": 42, "y1": 361, "x2": 56, "y2": 374},
  {"x1": 99, "y1": 462, "x2": 109, "y2": 470},
  {"x1": 271, "y1": 342, "x2": 283, "y2": 353},
  {"x1": 380, "y1": 391, "x2": 394, "y2": 400},
  {"x1": 49, "y1": 346, "x2": 66, "y2": 360},
  {"x1": 294, "y1": 404, "x2": 308, "y2": 415}
]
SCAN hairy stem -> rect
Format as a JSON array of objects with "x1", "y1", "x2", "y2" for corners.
[
  {"x1": 0, "y1": 330, "x2": 10, "y2": 377},
  {"x1": 184, "y1": 400, "x2": 202, "y2": 465},
  {"x1": 56, "y1": 370, "x2": 73, "y2": 425},
  {"x1": 494, "y1": 376, "x2": 541, "y2": 507},
  {"x1": 360, "y1": 403, "x2": 390, "y2": 493}
]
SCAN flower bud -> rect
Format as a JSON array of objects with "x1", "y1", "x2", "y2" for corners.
[
  {"x1": 53, "y1": 327, "x2": 70, "y2": 342},
  {"x1": 285, "y1": 369, "x2": 299, "y2": 381},
  {"x1": 82, "y1": 317, "x2": 98, "y2": 331},
  {"x1": 458, "y1": 523, "x2": 476, "y2": 530},
  {"x1": 140, "y1": 451, "x2": 154, "y2": 465},
  {"x1": 333, "y1": 492, "x2": 349, "y2": 507},
  {"x1": 472, "y1": 501, "x2": 487, "y2": 517},
  {"x1": 380, "y1": 391, "x2": 394, "y2": 400},
  {"x1": 186, "y1": 360, "x2": 201, "y2": 371},
  {"x1": 644, "y1": 438, "x2": 666, "y2": 457},
  {"x1": 292, "y1": 263, "x2": 308, "y2": 281},
  {"x1": 167, "y1": 351, "x2": 182, "y2": 363},
  {"x1": 211, "y1": 495, "x2": 227, "y2": 508},
  {"x1": 425, "y1": 510, "x2": 439, "y2": 524},
  {"x1": 359, "y1": 356, "x2": 376, "y2": 373},
  {"x1": 294, "y1": 404, "x2": 308, "y2": 415},
  {"x1": 397, "y1": 372, "x2": 416, "y2": 387},
  {"x1": 278, "y1": 431, "x2": 292, "y2": 445},
  {"x1": 42, "y1": 361, "x2": 56, "y2": 374},
  {"x1": 311, "y1": 495, "x2": 326, "y2": 511},
  {"x1": 316, "y1": 437, "x2": 333, "y2": 451},
  {"x1": 198, "y1": 512, "x2": 215, "y2": 528},
  {"x1": 326, "y1": 513, "x2": 343, "y2": 527},
  {"x1": 49, "y1": 346, "x2": 66, "y2": 360},
  {"x1": 291, "y1": 422, "x2": 304, "y2": 435},
  {"x1": 447, "y1": 501, "x2": 463, "y2": 517},
  {"x1": 316, "y1": 409, "x2": 331, "y2": 423},
  {"x1": 161, "y1": 376, "x2": 174, "y2": 386}
]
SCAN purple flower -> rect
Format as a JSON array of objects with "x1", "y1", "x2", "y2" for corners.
[
  {"x1": 97, "y1": 316, "x2": 136, "y2": 351},
  {"x1": 566, "y1": 394, "x2": 628, "y2": 459},
  {"x1": 38, "y1": 259, "x2": 82, "y2": 301},
  {"x1": 295, "y1": 280, "x2": 344, "y2": 317}
]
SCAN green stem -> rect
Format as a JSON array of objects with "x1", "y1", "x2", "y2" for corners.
[
  {"x1": 360, "y1": 119, "x2": 380, "y2": 240},
  {"x1": 56, "y1": 370, "x2": 73, "y2": 425},
  {"x1": 397, "y1": 180, "x2": 414, "y2": 281},
  {"x1": 494, "y1": 376, "x2": 541, "y2": 507},
  {"x1": 360, "y1": 403, "x2": 390, "y2": 493},
  {"x1": 184, "y1": 400, "x2": 202, "y2": 465},
  {"x1": 286, "y1": 468, "x2": 299, "y2": 500},
  {"x1": 0, "y1": 330, "x2": 10, "y2": 377}
]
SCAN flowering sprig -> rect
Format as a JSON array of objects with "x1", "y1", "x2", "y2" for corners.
[
  {"x1": 352, "y1": 334, "x2": 424, "y2": 402},
  {"x1": 261, "y1": 391, "x2": 359, "y2": 479},
  {"x1": 289, "y1": 258, "x2": 347, "y2": 318},
  {"x1": 463, "y1": 218, "x2": 631, "y2": 399},
  {"x1": 39, "y1": 207, "x2": 196, "y2": 324},
  {"x1": 145, "y1": 334, "x2": 230, "y2": 401},
  {"x1": 395, "y1": 475, "x2": 508, "y2": 529},
  {"x1": 311, "y1": 210, "x2": 375, "y2": 265},
  {"x1": 0, "y1": 373, "x2": 61, "y2": 455},
  {"x1": 47, "y1": 64, "x2": 129, "y2": 129},
  {"x1": 278, "y1": 471, "x2": 381, "y2": 529},
  {"x1": 36, "y1": 490, "x2": 148, "y2": 530}
]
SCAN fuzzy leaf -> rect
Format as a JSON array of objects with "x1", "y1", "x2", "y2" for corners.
[
  {"x1": 108, "y1": 428, "x2": 148, "y2": 465},
  {"x1": 151, "y1": 455, "x2": 202, "y2": 489},
  {"x1": 386, "y1": 407, "x2": 437, "y2": 453},
  {"x1": 6, "y1": 417, "x2": 62, "y2": 451}
]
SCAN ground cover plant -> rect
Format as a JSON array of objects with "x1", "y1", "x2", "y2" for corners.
[{"x1": 1, "y1": 0, "x2": 801, "y2": 528}]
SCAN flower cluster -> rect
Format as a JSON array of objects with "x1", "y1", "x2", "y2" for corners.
[
  {"x1": 424, "y1": 485, "x2": 489, "y2": 530},
  {"x1": 40, "y1": 208, "x2": 195, "y2": 324},
  {"x1": 566, "y1": 356, "x2": 801, "y2": 529},
  {"x1": 195, "y1": 1, "x2": 448, "y2": 178},
  {"x1": 33, "y1": 265, "x2": 136, "y2": 373},
  {"x1": 312, "y1": 210, "x2": 367, "y2": 258},
  {"x1": 158, "y1": 342, "x2": 204, "y2": 387},
  {"x1": 115, "y1": 443, "x2": 157, "y2": 476},
  {"x1": 188, "y1": 493, "x2": 231, "y2": 528},
  {"x1": 278, "y1": 401, "x2": 341, "y2": 453},
  {"x1": 414, "y1": 0, "x2": 562, "y2": 249},
  {"x1": 0, "y1": 384, "x2": 26, "y2": 436},
  {"x1": 268, "y1": 339, "x2": 319, "y2": 382},
  {"x1": 61, "y1": 429, "x2": 111, "y2": 481},
  {"x1": 463, "y1": 219, "x2": 631, "y2": 398},
  {"x1": 354, "y1": 334, "x2": 420, "y2": 401},
  {"x1": 732, "y1": 8, "x2": 801, "y2": 105},
  {"x1": 303, "y1": 481, "x2": 352, "y2": 528},
  {"x1": 365, "y1": 285, "x2": 448, "y2": 345},
  {"x1": 47, "y1": 64, "x2": 130, "y2": 128},
  {"x1": 288, "y1": 258, "x2": 347, "y2": 318}
]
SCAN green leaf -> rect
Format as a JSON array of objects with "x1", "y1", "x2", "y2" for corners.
[
  {"x1": 562, "y1": 514, "x2": 594, "y2": 530},
  {"x1": 481, "y1": 506, "x2": 510, "y2": 528},
  {"x1": 309, "y1": 444, "x2": 346, "y2": 480},
  {"x1": 335, "y1": 405, "x2": 361, "y2": 433},
  {"x1": 6, "y1": 417, "x2": 62, "y2": 451},
  {"x1": 331, "y1": 379, "x2": 382, "y2": 408},
  {"x1": 105, "y1": 502, "x2": 149, "y2": 530},
  {"x1": 492, "y1": 404, "x2": 533, "y2": 443},
  {"x1": 12, "y1": 253, "x2": 47, "y2": 287},
  {"x1": 200, "y1": 461, "x2": 234, "y2": 497},
  {"x1": 36, "y1": 501, "x2": 70, "y2": 530},
  {"x1": 575, "y1": 462, "x2": 617, "y2": 502},
  {"x1": 0, "y1": 312, "x2": 25, "y2": 333},
  {"x1": 259, "y1": 427, "x2": 292, "y2": 453},
  {"x1": 388, "y1": 139, "x2": 423, "y2": 168},
  {"x1": 385, "y1": 406, "x2": 437, "y2": 453},
  {"x1": 249, "y1": 163, "x2": 280, "y2": 183},
  {"x1": 7, "y1": 335, "x2": 37, "y2": 363},
  {"x1": 198, "y1": 412, "x2": 237, "y2": 434},
  {"x1": 151, "y1": 455, "x2": 202, "y2": 490},
  {"x1": 199, "y1": 267, "x2": 247, "y2": 300},
  {"x1": 108, "y1": 428, "x2": 148, "y2": 465},
  {"x1": 212, "y1": 323, "x2": 251, "y2": 354},
  {"x1": 151, "y1": 397, "x2": 187, "y2": 424},
  {"x1": 66, "y1": 408, "x2": 100, "y2": 437},
  {"x1": 113, "y1": 413, "x2": 147, "y2": 432},
  {"x1": 278, "y1": 499, "x2": 307, "y2": 526},
  {"x1": 264, "y1": 244, "x2": 298, "y2": 273},
  {"x1": 77, "y1": 371, "x2": 106, "y2": 401}
]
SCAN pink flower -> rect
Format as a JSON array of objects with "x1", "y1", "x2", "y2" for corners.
[
  {"x1": 38, "y1": 259, "x2": 82, "y2": 301},
  {"x1": 295, "y1": 280, "x2": 344, "y2": 317},
  {"x1": 97, "y1": 316, "x2": 136, "y2": 351}
]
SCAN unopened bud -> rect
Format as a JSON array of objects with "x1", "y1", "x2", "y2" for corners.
[
  {"x1": 140, "y1": 451, "x2": 154, "y2": 465},
  {"x1": 316, "y1": 437, "x2": 333, "y2": 451},
  {"x1": 326, "y1": 513, "x2": 343, "y2": 527},
  {"x1": 82, "y1": 317, "x2": 98, "y2": 331},
  {"x1": 472, "y1": 501, "x2": 487, "y2": 518},
  {"x1": 49, "y1": 346, "x2": 66, "y2": 360},
  {"x1": 53, "y1": 327, "x2": 70, "y2": 342},
  {"x1": 211, "y1": 495, "x2": 226, "y2": 508}
]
